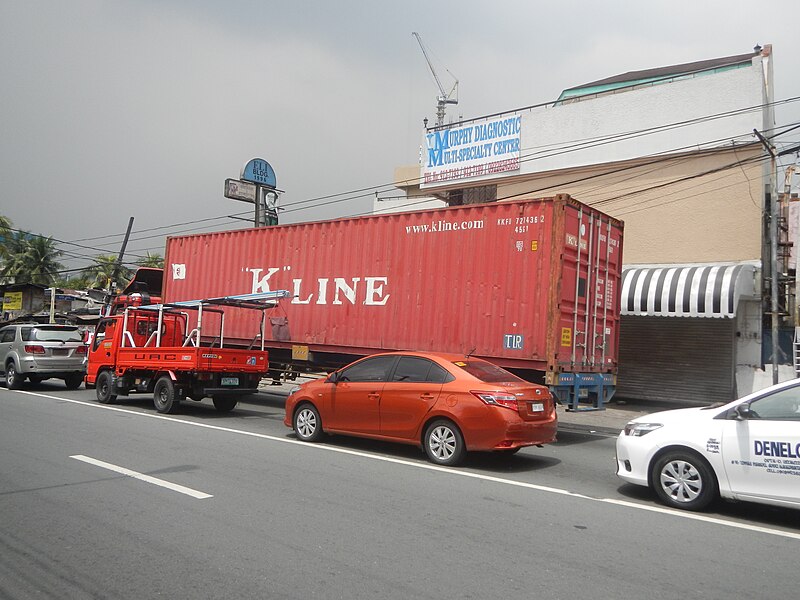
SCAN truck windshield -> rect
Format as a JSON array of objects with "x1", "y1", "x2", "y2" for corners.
[{"x1": 27, "y1": 326, "x2": 82, "y2": 343}]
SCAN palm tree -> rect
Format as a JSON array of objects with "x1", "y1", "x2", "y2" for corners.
[
  {"x1": 84, "y1": 254, "x2": 132, "y2": 290},
  {"x1": 0, "y1": 231, "x2": 64, "y2": 285},
  {"x1": 0, "y1": 215, "x2": 13, "y2": 260},
  {"x1": 136, "y1": 252, "x2": 164, "y2": 269}
]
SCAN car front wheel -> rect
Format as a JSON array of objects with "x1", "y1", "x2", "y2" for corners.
[
  {"x1": 651, "y1": 450, "x2": 718, "y2": 511},
  {"x1": 424, "y1": 419, "x2": 466, "y2": 466},
  {"x1": 293, "y1": 403, "x2": 323, "y2": 442}
]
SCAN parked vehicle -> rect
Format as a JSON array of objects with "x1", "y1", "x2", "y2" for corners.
[
  {"x1": 616, "y1": 378, "x2": 800, "y2": 511},
  {"x1": 85, "y1": 292, "x2": 288, "y2": 414},
  {"x1": 0, "y1": 323, "x2": 87, "y2": 390},
  {"x1": 284, "y1": 351, "x2": 557, "y2": 466},
  {"x1": 162, "y1": 194, "x2": 624, "y2": 409}
]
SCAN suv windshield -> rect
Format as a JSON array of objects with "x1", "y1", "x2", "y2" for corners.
[
  {"x1": 452, "y1": 359, "x2": 524, "y2": 383},
  {"x1": 24, "y1": 326, "x2": 82, "y2": 343}
]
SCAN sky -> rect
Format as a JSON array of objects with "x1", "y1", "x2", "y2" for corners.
[{"x1": 2, "y1": 0, "x2": 799, "y2": 275}]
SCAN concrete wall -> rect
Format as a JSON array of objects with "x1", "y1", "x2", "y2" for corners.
[{"x1": 497, "y1": 146, "x2": 763, "y2": 264}]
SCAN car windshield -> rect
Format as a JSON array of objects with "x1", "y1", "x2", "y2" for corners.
[
  {"x1": 451, "y1": 359, "x2": 524, "y2": 383},
  {"x1": 27, "y1": 327, "x2": 82, "y2": 343}
]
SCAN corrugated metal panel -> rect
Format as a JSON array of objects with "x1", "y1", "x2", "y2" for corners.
[
  {"x1": 616, "y1": 316, "x2": 735, "y2": 404},
  {"x1": 163, "y1": 195, "x2": 623, "y2": 373}
]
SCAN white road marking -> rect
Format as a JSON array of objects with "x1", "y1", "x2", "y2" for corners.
[
  {"x1": 13, "y1": 389, "x2": 800, "y2": 540},
  {"x1": 70, "y1": 454, "x2": 213, "y2": 499}
]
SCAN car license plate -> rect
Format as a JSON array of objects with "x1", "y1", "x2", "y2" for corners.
[
  {"x1": 529, "y1": 402, "x2": 544, "y2": 412},
  {"x1": 52, "y1": 348, "x2": 69, "y2": 356},
  {"x1": 221, "y1": 377, "x2": 239, "y2": 386}
]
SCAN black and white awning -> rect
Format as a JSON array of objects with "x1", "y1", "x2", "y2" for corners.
[{"x1": 621, "y1": 262, "x2": 758, "y2": 318}]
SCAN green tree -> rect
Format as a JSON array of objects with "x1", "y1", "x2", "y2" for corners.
[
  {"x1": 136, "y1": 252, "x2": 164, "y2": 269},
  {"x1": 0, "y1": 231, "x2": 64, "y2": 285},
  {"x1": 83, "y1": 254, "x2": 132, "y2": 290}
]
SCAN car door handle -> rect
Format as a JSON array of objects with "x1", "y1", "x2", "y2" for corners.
[
  {"x1": 368, "y1": 392, "x2": 380, "y2": 400},
  {"x1": 420, "y1": 393, "x2": 435, "y2": 400}
]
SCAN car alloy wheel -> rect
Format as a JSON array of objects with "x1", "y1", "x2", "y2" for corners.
[
  {"x1": 5, "y1": 362, "x2": 23, "y2": 390},
  {"x1": 424, "y1": 419, "x2": 466, "y2": 466},
  {"x1": 294, "y1": 403, "x2": 322, "y2": 442}
]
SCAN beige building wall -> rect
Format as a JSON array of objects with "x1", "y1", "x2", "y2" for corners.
[{"x1": 495, "y1": 145, "x2": 763, "y2": 264}]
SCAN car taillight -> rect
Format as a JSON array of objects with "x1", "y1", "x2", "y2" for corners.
[
  {"x1": 24, "y1": 345, "x2": 46, "y2": 354},
  {"x1": 472, "y1": 391, "x2": 519, "y2": 410},
  {"x1": 75, "y1": 345, "x2": 87, "y2": 355}
]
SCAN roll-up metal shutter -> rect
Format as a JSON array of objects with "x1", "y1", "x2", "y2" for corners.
[{"x1": 616, "y1": 316, "x2": 735, "y2": 405}]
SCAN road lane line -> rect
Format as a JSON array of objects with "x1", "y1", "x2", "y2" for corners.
[
  {"x1": 13, "y1": 390, "x2": 800, "y2": 540},
  {"x1": 70, "y1": 454, "x2": 213, "y2": 499}
]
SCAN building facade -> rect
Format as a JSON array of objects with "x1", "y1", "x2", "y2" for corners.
[{"x1": 393, "y1": 45, "x2": 795, "y2": 404}]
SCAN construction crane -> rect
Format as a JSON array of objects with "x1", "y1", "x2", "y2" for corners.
[{"x1": 412, "y1": 32, "x2": 458, "y2": 127}]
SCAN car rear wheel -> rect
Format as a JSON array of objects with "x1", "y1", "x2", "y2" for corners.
[
  {"x1": 5, "y1": 362, "x2": 23, "y2": 390},
  {"x1": 212, "y1": 396, "x2": 237, "y2": 413},
  {"x1": 293, "y1": 403, "x2": 323, "y2": 442},
  {"x1": 96, "y1": 371, "x2": 117, "y2": 404},
  {"x1": 651, "y1": 450, "x2": 718, "y2": 511},
  {"x1": 64, "y1": 374, "x2": 84, "y2": 390},
  {"x1": 153, "y1": 376, "x2": 179, "y2": 414},
  {"x1": 424, "y1": 419, "x2": 466, "y2": 466}
]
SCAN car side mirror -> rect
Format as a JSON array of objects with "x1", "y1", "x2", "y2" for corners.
[
  {"x1": 734, "y1": 403, "x2": 753, "y2": 420},
  {"x1": 327, "y1": 371, "x2": 340, "y2": 384}
]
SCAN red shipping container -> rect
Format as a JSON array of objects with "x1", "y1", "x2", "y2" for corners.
[{"x1": 163, "y1": 194, "x2": 623, "y2": 384}]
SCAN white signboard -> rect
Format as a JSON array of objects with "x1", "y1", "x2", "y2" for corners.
[
  {"x1": 421, "y1": 115, "x2": 521, "y2": 188},
  {"x1": 225, "y1": 178, "x2": 257, "y2": 203}
]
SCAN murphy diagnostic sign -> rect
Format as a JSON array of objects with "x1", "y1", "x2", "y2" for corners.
[{"x1": 421, "y1": 114, "x2": 521, "y2": 187}]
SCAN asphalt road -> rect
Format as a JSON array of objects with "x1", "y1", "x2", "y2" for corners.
[{"x1": 1, "y1": 382, "x2": 798, "y2": 599}]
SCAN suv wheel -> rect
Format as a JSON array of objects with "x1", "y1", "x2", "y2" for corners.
[{"x1": 5, "y1": 362, "x2": 23, "y2": 390}]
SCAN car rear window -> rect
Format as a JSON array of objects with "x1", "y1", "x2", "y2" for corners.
[
  {"x1": 27, "y1": 326, "x2": 82, "y2": 343},
  {"x1": 451, "y1": 359, "x2": 524, "y2": 383}
]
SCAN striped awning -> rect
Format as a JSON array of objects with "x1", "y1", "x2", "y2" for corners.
[{"x1": 621, "y1": 262, "x2": 757, "y2": 318}]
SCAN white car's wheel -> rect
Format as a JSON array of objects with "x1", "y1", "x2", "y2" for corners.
[{"x1": 651, "y1": 450, "x2": 717, "y2": 511}]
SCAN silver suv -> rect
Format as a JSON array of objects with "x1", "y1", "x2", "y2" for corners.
[{"x1": 0, "y1": 323, "x2": 87, "y2": 390}]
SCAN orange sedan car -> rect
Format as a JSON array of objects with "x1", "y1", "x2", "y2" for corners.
[{"x1": 284, "y1": 351, "x2": 557, "y2": 466}]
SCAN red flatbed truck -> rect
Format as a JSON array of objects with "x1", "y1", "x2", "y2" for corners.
[{"x1": 85, "y1": 291, "x2": 289, "y2": 414}]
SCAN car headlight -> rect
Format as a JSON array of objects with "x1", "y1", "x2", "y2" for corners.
[
  {"x1": 288, "y1": 386, "x2": 301, "y2": 396},
  {"x1": 623, "y1": 422, "x2": 663, "y2": 437}
]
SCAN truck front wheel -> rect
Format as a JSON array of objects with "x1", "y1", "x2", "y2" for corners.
[
  {"x1": 96, "y1": 371, "x2": 117, "y2": 404},
  {"x1": 153, "y1": 376, "x2": 179, "y2": 414}
]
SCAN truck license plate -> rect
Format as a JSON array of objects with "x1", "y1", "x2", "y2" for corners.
[
  {"x1": 221, "y1": 377, "x2": 239, "y2": 386},
  {"x1": 529, "y1": 402, "x2": 544, "y2": 412}
]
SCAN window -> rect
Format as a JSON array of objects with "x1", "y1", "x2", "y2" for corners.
[
  {"x1": 452, "y1": 358, "x2": 524, "y2": 383},
  {"x1": 31, "y1": 326, "x2": 81, "y2": 343},
  {"x1": 392, "y1": 357, "x2": 452, "y2": 383},
  {"x1": 749, "y1": 386, "x2": 800, "y2": 421},
  {"x1": 338, "y1": 355, "x2": 397, "y2": 383},
  {"x1": 0, "y1": 328, "x2": 15, "y2": 343}
]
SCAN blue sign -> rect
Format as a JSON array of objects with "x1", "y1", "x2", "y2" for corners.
[{"x1": 241, "y1": 158, "x2": 277, "y2": 188}]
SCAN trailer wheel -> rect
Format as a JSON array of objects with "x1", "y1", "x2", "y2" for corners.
[
  {"x1": 96, "y1": 371, "x2": 117, "y2": 404},
  {"x1": 153, "y1": 376, "x2": 179, "y2": 414},
  {"x1": 293, "y1": 403, "x2": 323, "y2": 442},
  {"x1": 212, "y1": 396, "x2": 237, "y2": 413}
]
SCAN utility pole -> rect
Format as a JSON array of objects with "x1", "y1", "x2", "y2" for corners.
[{"x1": 754, "y1": 129, "x2": 780, "y2": 384}]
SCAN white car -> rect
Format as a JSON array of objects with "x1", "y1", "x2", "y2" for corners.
[{"x1": 616, "y1": 379, "x2": 800, "y2": 511}]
